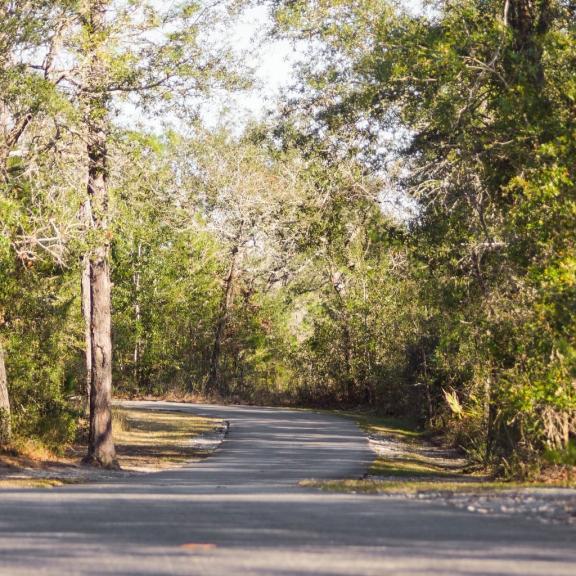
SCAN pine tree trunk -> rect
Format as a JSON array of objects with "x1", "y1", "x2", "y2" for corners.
[
  {"x1": 84, "y1": 138, "x2": 117, "y2": 467},
  {"x1": 86, "y1": 243, "x2": 116, "y2": 467},
  {"x1": 81, "y1": 201, "x2": 92, "y2": 416},
  {"x1": 0, "y1": 341, "x2": 11, "y2": 446},
  {"x1": 82, "y1": 0, "x2": 117, "y2": 468}
]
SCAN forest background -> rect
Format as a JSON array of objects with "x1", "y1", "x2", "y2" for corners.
[{"x1": 0, "y1": 0, "x2": 574, "y2": 476}]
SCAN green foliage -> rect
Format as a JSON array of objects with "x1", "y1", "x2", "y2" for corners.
[
  {"x1": 1, "y1": 261, "x2": 81, "y2": 450},
  {"x1": 546, "y1": 440, "x2": 576, "y2": 467},
  {"x1": 109, "y1": 133, "x2": 223, "y2": 394},
  {"x1": 269, "y1": 0, "x2": 576, "y2": 473},
  {"x1": 0, "y1": 0, "x2": 252, "y2": 455},
  {"x1": 2, "y1": 0, "x2": 574, "y2": 480}
]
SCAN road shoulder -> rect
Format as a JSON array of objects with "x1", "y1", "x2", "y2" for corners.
[{"x1": 0, "y1": 406, "x2": 226, "y2": 488}]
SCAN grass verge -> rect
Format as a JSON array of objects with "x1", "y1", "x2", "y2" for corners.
[
  {"x1": 306, "y1": 409, "x2": 575, "y2": 493},
  {"x1": 108, "y1": 408, "x2": 223, "y2": 471},
  {"x1": 298, "y1": 478, "x2": 562, "y2": 494},
  {"x1": 0, "y1": 407, "x2": 223, "y2": 487}
]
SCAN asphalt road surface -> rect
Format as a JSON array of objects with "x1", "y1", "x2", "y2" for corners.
[{"x1": 0, "y1": 401, "x2": 574, "y2": 575}]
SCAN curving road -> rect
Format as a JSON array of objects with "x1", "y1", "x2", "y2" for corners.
[{"x1": 0, "y1": 401, "x2": 575, "y2": 575}]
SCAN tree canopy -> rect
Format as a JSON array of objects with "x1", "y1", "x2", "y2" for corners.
[{"x1": 0, "y1": 0, "x2": 574, "y2": 476}]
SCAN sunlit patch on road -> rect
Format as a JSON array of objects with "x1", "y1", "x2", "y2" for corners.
[{"x1": 181, "y1": 543, "x2": 218, "y2": 551}]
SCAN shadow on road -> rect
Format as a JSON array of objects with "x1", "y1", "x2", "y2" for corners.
[{"x1": 0, "y1": 402, "x2": 574, "y2": 575}]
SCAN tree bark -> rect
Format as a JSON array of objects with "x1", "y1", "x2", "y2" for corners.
[
  {"x1": 82, "y1": 0, "x2": 117, "y2": 468},
  {"x1": 132, "y1": 240, "x2": 142, "y2": 388},
  {"x1": 0, "y1": 341, "x2": 11, "y2": 446},
  {"x1": 80, "y1": 201, "x2": 93, "y2": 417},
  {"x1": 0, "y1": 107, "x2": 11, "y2": 445},
  {"x1": 505, "y1": 0, "x2": 551, "y2": 39},
  {"x1": 0, "y1": 107, "x2": 13, "y2": 447},
  {"x1": 505, "y1": 0, "x2": 552, "y2": 83},
  {"x1": 330, "y1": 270, "x2": 356, "y2": 404},
  {"x1": 86, "y1": 243, "x2": 116, "y2": 467},
  {"x1": 205, "y1": 244, "x2": 240, "y2": 396}
]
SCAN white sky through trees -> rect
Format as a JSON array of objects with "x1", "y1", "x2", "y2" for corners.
[
  {"x1": 119, "y1": 1, "x2": 426, "y2": 133},
  {"x1": 116, "y1": 0, "x2": 423, "y2": 220},
  {"x1": 197, "y1": 0, "x2": 427, "y2": 129}
]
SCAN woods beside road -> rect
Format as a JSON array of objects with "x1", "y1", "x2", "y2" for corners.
[{"x1": 1, "y1": 0, "x2": 575, "y2": 501}]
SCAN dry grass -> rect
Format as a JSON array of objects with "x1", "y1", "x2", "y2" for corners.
[
  {"x1": 0, "y1": 477, "x2": 82, "y2": 489},
  {"x1": 0, "y1": 407, "x2": 223, "y2": 486},
  {"x1": 113, "y1": 408, "x2": 222, "y2": 471},
  {"x1": 299, "y1": 478, "x2": 570, "y2": 494},
  {"x1": 370, "y1": 456, "x2": 459, "y2": 479},
  {"x1": 70, "y1": 408, "x2": 223, "y2": 472},
  {"x1": 0, "y1": 440, "x2": 64, "y2": 473}
]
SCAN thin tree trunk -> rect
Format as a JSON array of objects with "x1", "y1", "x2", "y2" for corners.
[
  {"x1": 421, "y1": 347, "x2": 433, "y2": 420},
  {"x1": 341, "y1": 322, "x2": 355, "y2": 404},
  {"x1": 330, "y1": 269, "x2": 356, "y2": 404},
  {"x1": 133, "y1": 241, "x2": 142, "y2": 388},
  {"x1": 0, "y1": 341, "x2": 11, "y2": 446},
  {"x1": 0, "y1": 105, "x2": 12, "y2": 446},
  {"x1": 82, "y1": 0, "x2": 117, "y2": 468},
  {"x1": 206, "y1": 244, "x2": 239, "y2": 396}
]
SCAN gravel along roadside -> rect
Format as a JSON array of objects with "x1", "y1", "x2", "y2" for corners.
[
  {"x1": 303, "y1": 412, "x2": 576, "y2": 527},
  {"x1": 413, "y1": 487, "x2": 576, "y2": 526},
  {"x1": 368, "y1": 423, "x2": 576, "y2": 527}
]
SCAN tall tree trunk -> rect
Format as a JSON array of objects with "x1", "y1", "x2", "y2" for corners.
[
  {"x1": 82, "y1": 0, "x2": 117, "y2": 468},
  {"x1": 0, "y1": 105, "x2": 13, "y2": 447},
  {"x1": 205, "y1": 244, "x2": 240, "y2": 396},
  {"x1": 341, "y1": 321, "x2": 355, "y2": 404},
  {"x1": 0, "y1": 341, "x2": 11, "y2": 446},
  {"x1": 81, "y1": 255, "x2": 92, "y2": 416},
  {"x1": 80, "y1": 200, "x2": 93, "y2": 417},
  {"x1": 505, "y1": 0, "x2": 551, "y2": 40},
  {"x1": 132, "y1": 240, "x2": 142, "y2": 388},
  {"x1": 86, "y1": 242, "x2": 116, "y2": 467},
  {"x1": 505, "y1": 0, "x2": 552, "y2": 84},
  {"x1": 330, "y1": 270, "x2": 356, "y2": 404}
]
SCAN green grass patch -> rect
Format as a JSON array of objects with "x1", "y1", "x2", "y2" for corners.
[
  {"x1": 332, "y1": 410, "x2": 423, "y2": 440},
  {"x1": 299, "y1": 478, "x2": 573, "y2": 494}
]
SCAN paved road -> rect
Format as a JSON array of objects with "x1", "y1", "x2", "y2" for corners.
[{"x1": 0, "y1": 402, "x2": 574, "y2": 576}]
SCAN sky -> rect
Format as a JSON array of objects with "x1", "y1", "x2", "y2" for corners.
[
  {"x1": 201, "y1": 0, "x2": 428, "y2": 127},
  {"x1": 117, "y1": 2, "x2": 303, "y2": 133},
  {"x1": 120, "y1": 0, "x2": 428, "y2": 132},
  {"x1": 199, "y1": 3, "x2": 304, "y2": 129},
  {"x1": 195, "y1": 1, "x2": 425, "y2": 221}
]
